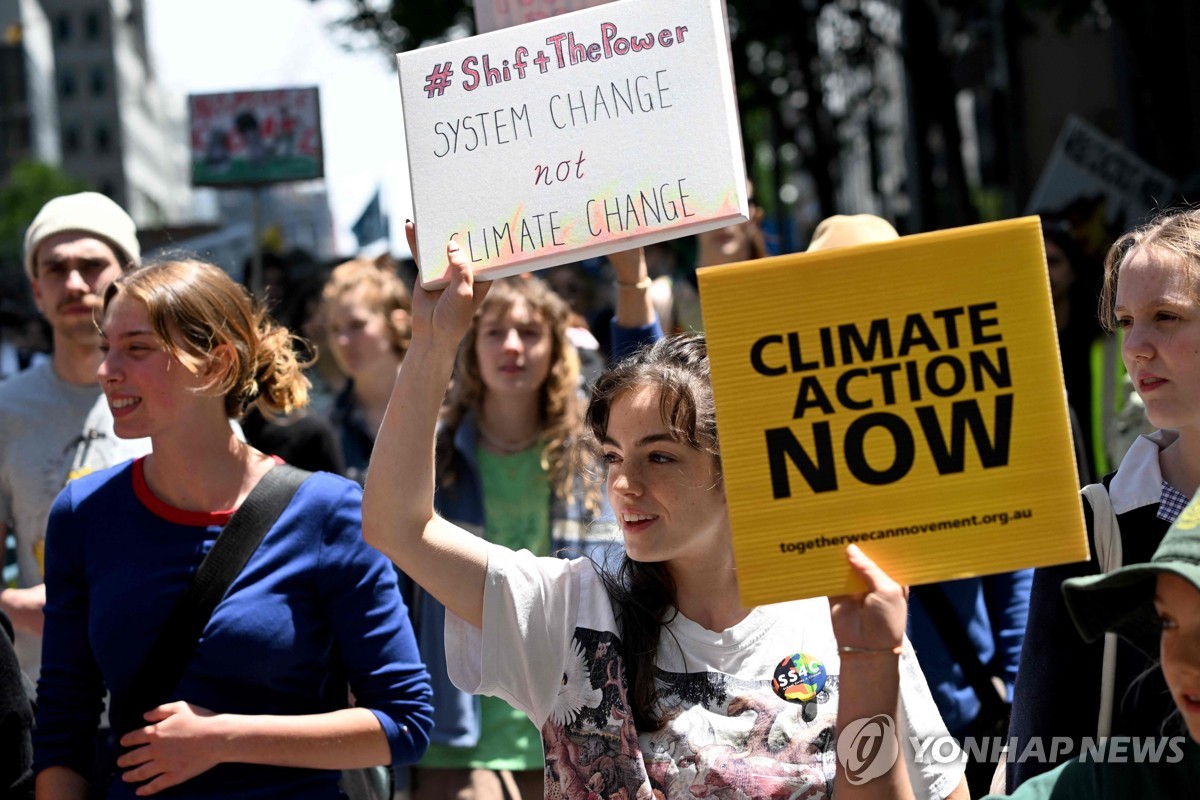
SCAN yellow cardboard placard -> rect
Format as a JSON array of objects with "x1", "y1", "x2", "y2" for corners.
[{"x1": 698, "y1": 217, "x2": 1088, "y2": 605}]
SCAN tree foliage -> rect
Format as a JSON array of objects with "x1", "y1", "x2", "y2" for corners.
[
  {"x1": 0, "y1": 160, "x2": 89, "y2": 265},
  {"x1": 313, "y1": 0, "x2": 1196, "y2": 244}
]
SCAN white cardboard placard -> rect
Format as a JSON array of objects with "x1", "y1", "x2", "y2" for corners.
[
  {"x1": 397, "y1": 0, "x2": 748, "y2": 286},
  {"x1": 474, "y1": 0, "x2": 612, "y2": 35}
]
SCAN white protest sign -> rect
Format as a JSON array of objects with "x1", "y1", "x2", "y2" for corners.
[
  {"x1": 1026, "y1": 114, "x2": 1174, "y2": 231},
  {"x1": 475, "y1": 0, "x2": 612, "y2": 35},
  {"x1": 397, "y1": 0, "x2": 748, "y2": 286}
]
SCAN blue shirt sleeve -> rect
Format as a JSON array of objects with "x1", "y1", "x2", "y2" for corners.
[
  {"x1": 315, "y1": 480, "x2": 433, "y2": 766},
  {"x1": 610, "y1": 316, "x2": 663, "y2": 363},
  {"x1": 983, "y1": 567, "x2": 1033, "y2": 698},
  {"x1": 33, "y1": 486, "x2": 107, "y2": 777}
]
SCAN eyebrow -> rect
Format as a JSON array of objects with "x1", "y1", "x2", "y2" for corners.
[
  {"x1": 100, "y1": 328, "x2": 156, "y2": 340},
  {"x1": 39, "y1": 256, "x2": 112, "y2": 268},
  {"x1": 601, "y1": 432, "x2": 680, "y2": 448}
]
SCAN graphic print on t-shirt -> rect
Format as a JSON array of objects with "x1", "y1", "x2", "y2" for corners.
[{"x1": 544, "y1": 628, "x2": 838, "y2": 800}]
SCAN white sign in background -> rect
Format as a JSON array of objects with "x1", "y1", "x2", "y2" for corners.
[
  {"x1": 475, "y1": 0, "x2": 612, "y2": 35},
  {"x1": 397, "y1": 0, "x2": 748, "y2": 285}
]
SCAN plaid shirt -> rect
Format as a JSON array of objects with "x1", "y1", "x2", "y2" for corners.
[{"x1": 1158, "y1": 480, "x2": 1190, "y2": 523}]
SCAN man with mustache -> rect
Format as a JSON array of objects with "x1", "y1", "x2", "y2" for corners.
[{"x1": 0, "y1": 192, "x2": 151, "y2": 683}]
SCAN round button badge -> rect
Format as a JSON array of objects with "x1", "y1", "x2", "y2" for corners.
[{"x1": 772, "y1": 652, "x2": 827, "y2": 704}]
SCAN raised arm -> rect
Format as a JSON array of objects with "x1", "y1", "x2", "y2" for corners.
[
  {"x1": 829, "y1": 545, "x2": 914, "y2": 800},
  {"x1": 361, "y1": 225, "x2": 492, "y2": 628},
  {"x1": 607, "y1": 247, "x2": 663, "y2": 362},
  {"x1": 831, "y1": 547, "x2": 969, "y2": 800}
]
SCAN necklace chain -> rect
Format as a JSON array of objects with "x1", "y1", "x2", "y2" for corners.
[{"x1": 477, "y1": 423, "x2": 542, "y2": 454}]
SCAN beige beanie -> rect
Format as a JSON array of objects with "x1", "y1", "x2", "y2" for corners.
[
  {"x1": 23, "y1": 192, "x2": 141, "y2": 280},
  {"x1": 806, "y1": 214, "x2": 899, "y2": 252}
]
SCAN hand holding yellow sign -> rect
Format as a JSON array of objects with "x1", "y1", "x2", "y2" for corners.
[{"x1": 698, "y1": 216, "x2": 1088, "y2": 605}]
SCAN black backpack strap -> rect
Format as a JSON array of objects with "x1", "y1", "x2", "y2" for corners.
[
  {"x1": 116, "y1": 464, "x2": 311, "y2": 736},
  {"x1": 911, "y1": 584, "x2": 1009, "y2": 727}
]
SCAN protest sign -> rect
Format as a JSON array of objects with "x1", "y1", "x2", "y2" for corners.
[
  {"x1": 188, "y1": 88, "x2": 323, "y2": 186},
  {"x1": 698, "y1": 217, "x2": 1088, "y2": 605},
  {"x1": 1027, "y1": 114, "x2": 1174, "y2": 240},
  {"x1": 397, "y1": 0, "x2": 748, "y2": 287},
  {"x1": 475, "y1": 0, "x2": 612, "y2": 35}
]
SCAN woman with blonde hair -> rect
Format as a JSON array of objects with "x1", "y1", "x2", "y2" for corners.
[
  {"x1": 33, "y1": 259, "x2": 433, "y2": 798},
  {"x1": 1008, "y1": 206, "x2": 1200, "y2": 789},
  {"x1": 321, "y1": 257, "x2": 413, "y2": 484}
]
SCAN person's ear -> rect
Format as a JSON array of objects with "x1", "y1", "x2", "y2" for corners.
[
  {"x1": 204, "y1": 342, "x2": 236, "y2": 385},
  {"x1": 30, "y1": 281, "x2": 44, "y2": 312}
]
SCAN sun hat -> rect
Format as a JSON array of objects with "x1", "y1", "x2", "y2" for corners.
[
  {"x1": 1063, "y1": 489, "x2": 1200, "y2": 655},
  {"x1": 806, "y1": 214, "x2": 899, "y2": 252},
  {"x1": 23, "y1": 191, "x2": 140, "y2": 280}
]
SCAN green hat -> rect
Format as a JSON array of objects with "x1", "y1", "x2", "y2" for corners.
[{"x1": 1063, "y1": 488, "x2": 1200, "y2": 656}]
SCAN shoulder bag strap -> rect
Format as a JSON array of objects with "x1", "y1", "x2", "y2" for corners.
[
  {"x1": 1082, "y1": 481, "x2": 1122, "y2": 738},
  {"x1": 911, "y1": 584, "x2": 1009, "y2": 726},
  {"x1": 116, "y1": 464, "x2": 311, "y2": 736}
]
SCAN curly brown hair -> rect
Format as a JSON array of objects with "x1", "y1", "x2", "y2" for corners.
[{"x1": 437, "y1": 277, "x2": 598, "y2": 512}]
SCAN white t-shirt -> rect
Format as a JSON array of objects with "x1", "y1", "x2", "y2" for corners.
[
  {"x1": 448, "y1": 545, "x2": 964, "y2": 800},
  {"x1": 0, "y1": 361, "x2": 152, "y2": 678}
]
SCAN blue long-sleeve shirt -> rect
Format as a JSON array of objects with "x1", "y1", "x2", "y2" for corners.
[
  {"x1": 907, "y1": 570, "x2": 1033, "y2": 736},
  {"x1": 35, "y1": 458, "x2": 433, "y2": 799}
]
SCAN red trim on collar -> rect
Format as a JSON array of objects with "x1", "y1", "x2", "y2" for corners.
[{"x1": 131, "y1": 455, "x2": 285, "y2": 526}]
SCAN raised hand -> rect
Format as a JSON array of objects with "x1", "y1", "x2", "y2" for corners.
[
  {"x1": 405, "y1": 222, "x2": 491, "y2": 346},
  {"x1": 607, "y1": 246, "x2": 648, "y2": 286},
  {"x1": 829, "y1": 544, "x2": 908, "y2": 653}
]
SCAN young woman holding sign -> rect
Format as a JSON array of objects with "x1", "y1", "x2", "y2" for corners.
[
  {"x1": 1008, "y1": 207, "x2": 1200, "y2": 789},
  {"x1": 405, "y1": 248, "x2": 661, "y2": 800},
  {"x1": 362, "y1": 225, "x2": 968, "y2": 800}
]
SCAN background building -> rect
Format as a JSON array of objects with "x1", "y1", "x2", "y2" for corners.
[{"x1": 36, "y1": 0, "x2": 190, "y2": 225}]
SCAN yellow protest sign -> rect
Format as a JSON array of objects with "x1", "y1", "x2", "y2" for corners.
[{"x1": 698, "y1": 216, "x2": 1088, "y2": 605}]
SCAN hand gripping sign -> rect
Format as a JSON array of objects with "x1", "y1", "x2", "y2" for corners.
[{"x1": 396, "y1": 0, "x2": 748, "y2": 286}]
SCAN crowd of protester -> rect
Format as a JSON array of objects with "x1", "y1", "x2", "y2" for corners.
[{"x1": 0, "y1": 187, "x2": 1197, "y2": 800}]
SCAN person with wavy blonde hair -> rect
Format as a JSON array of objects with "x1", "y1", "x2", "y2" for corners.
[
  {"x1": 33, "y1": 259, "x2": 432, "y2": 799},
  {"x1": 436, "y1": 277, "x2": 593, "y2": 511},
  {"x1": 321, "y1": 257, "x2": 412, "y2": 484},
  {"x1": 407, "y1": 275, "x2": 609, "y2": 800},
  {"x1": 1009, "y1": 206, "x2": 1200, "y2": 789}
]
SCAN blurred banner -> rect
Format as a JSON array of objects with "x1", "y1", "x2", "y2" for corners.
[
  {"x1": 352, "y1": 187, "x2": 389, "y2": 248},
  {"x1": 1026, "y1": 114, "x2": 1174, "y2": 251},
  {"x1": 188, "y1": 87, "x2": 324, "y2": 186},
  {"x1": 475, "y1": 0, "x2": 612, "y2": 34}
]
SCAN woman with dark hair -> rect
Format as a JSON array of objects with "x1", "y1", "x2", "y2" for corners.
[
  {"x1": 362, "y1": 229, "x2": 967, "y2": 800},
  {"x1": 33, "y1": 260, "x2": 433, "y2": 798}
]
